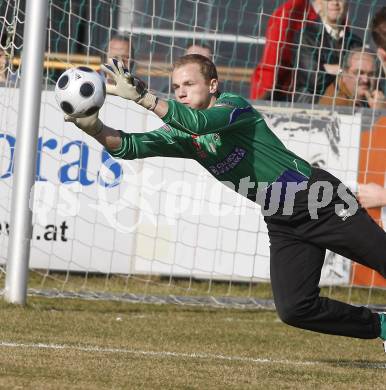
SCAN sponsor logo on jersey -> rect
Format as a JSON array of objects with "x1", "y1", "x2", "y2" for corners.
[{"x1": 208, "y1": 147, "x2": 246, "y2": 176}]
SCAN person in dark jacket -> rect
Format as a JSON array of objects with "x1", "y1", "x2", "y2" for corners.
[
  {"x1": 249, "y1": 0, "x2": 321, "y2": 101},
  {"x1": 291, "y1": 0, "x2": 362, "y2": 104},
  {"x1": 371, "y1": 6, "x2": 386, "y2": 94}
]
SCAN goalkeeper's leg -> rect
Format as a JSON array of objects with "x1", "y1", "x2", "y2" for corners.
[
  {"x1": 267, "y1": 168, "x2": 386, "y2": 346},
  {"x1": 268, "y1": 225, "x2": 381, "y2": 339}
]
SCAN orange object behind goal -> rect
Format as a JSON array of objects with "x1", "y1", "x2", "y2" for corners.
[{"x1": 353, "y1": 116, "x2": 386, "y2": 287}]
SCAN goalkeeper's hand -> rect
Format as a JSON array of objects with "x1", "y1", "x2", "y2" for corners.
[
  {"x1": 101, "y1": 58, "x2": 158, "y2": 111},
  {"x1": 64, "y1": 112, "x2": 103, "y2": 137}
]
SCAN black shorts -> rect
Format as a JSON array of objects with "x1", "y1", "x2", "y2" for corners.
[{"x1": 263, "y1": 168, "x2": 384, "y2": 339}]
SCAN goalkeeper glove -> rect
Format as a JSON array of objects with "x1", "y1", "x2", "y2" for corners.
[
  {"x1": 101, "y1": 58, "x2": 158, "y2": 110},
  {"x1": 64, "y1": 112, "x2": 103, "y2": 137}
]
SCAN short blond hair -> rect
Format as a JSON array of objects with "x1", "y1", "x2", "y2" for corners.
[{"x1": 173, "y1": 54, "x2": 218, "y2": 84}]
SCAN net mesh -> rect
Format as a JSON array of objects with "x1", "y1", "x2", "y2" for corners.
[{"x1": 0, "y1": 0, "x2": 385, "y2": 309}]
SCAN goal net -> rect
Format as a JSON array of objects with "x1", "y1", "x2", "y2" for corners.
[{"x1": 0, "y1": 0, "x2": 385, "y2": 309}]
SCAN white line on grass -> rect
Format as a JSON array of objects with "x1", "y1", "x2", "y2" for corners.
[
  {"x1": 0, "y1": 341, "x2": 385, "y2": 369},
  {"x1": 0, "y1": 341, "x2": 312, "y2": 366}
]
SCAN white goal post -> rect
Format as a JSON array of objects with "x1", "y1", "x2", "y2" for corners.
[{"x1": 4, "y1": 0, "x2": 48, "y2": 304}]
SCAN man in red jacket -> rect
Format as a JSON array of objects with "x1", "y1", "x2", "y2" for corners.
[{"x1": 250, "y1": 0, "x2": 321, "y2": 101}]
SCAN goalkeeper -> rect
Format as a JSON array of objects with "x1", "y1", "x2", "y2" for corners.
[{"x1": 66, "y1": 54, "x2": 386, "y2": 350}]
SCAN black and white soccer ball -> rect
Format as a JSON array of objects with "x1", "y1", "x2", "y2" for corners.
[{"x1": 55, "y1": 67, "x2": 106, "y2": 118}]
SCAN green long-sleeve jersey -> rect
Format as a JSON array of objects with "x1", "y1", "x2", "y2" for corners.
[{"x1": 108, "y1": 92, "x2": 311, "y2": 201}]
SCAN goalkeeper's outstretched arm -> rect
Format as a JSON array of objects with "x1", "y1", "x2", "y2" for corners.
[
  {"x1": 64, "y1": 112, "x2": 122, "y2": 151},
  {"x1": 65, "y1": 110, "x2": 190, "y2": 160}
]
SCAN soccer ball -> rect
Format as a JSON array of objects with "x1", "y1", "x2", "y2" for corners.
[{"x1": 55, "y1": 66, "x2": 106, "y2": 118}]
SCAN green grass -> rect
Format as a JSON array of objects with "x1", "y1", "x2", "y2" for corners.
[
  {"x1": 0, "y1": 297, "x2": 385, "y2": 389},
  {"x1": 1, "y1": 268, "x2": 385, "y2": 388}
]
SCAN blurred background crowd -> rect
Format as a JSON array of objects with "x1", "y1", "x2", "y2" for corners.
[{"x1": 0, "y1": 0, "x2": 385, "y2": 109}]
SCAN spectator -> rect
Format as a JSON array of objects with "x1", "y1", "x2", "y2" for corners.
[
  {"x1": 371, "y1": 6, "x2": 386, "y2": 94},
  {"x1": 0, "y1": 30, "x2": 17, "y2": 84},
  {"x1": 0, "y1": 31, "x2": 8, "y2": 83},
  {"x1": 185, "y1": 42, "x2": 213, "y2": 60},
  {"x1": 372, "y1": 6, "x2": 386, "y2": 74},
  {"x1": 319, "y1": 49, "x2": 386, "y2": 109},
  {"x1": 291, "y1": 0, "x2": 362, "y2": 104},
  {"x1": 103, "y1": 34, "x2": 135, "y2": 85},
  {"x1": 250, "y1": 0, "x2": 322, "y2": 101},
  {"x1": 358, "y1": 7, "x2": 386, "y2": 209},
  {"x1": 107, "y1": 34, "x2": 134, "y2": 72},
  {"x1": 0, "y1": 50, "x2": 7, "y2": 84}
]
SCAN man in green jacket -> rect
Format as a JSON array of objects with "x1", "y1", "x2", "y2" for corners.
[{"x1": 65, "y1": 54, "x2": 386, "y2": 351}]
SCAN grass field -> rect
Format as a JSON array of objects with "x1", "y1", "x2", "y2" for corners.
[{"x1": 0, "y1": 295, "x2": 385, "y2": 389}]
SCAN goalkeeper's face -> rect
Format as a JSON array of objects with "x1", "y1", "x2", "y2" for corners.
[{"x1": 172, "y1": 63, "x2": 219, "y2": 109}]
